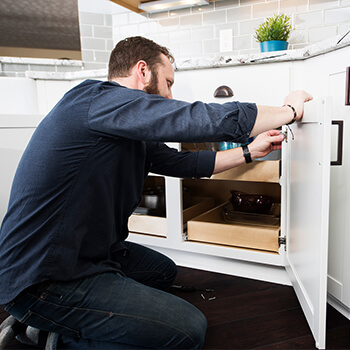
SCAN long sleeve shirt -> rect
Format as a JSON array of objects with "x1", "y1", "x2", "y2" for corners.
[{"x1": 0, "y1": 80, "x2": 257, "y2": 304}]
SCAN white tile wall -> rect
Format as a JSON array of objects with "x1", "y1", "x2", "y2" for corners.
[
  {"x1": 252, "y1": 1, "x2": 279, "y2": 18},
  {"x1": 294, "y1": 11, "x2": 323, "y2": 28},
  {"x1": 109, "y1": 0, "x2": 350, "y2": 60},
  {"x1": 325, "y1": 7, "x2": 350, "y2": 23},
  {"x1": 1, "y1": 0, "x2": 349, "y2": 75},
  {"x1": 79, "y1": 11, "x2": 113, "y2": 70},
  {"x1": 280, "y1": 0, "x2": 308, "y2": 14},
  {"x1": 308, "y1": 25, "x2": 338, "y2": 42}
]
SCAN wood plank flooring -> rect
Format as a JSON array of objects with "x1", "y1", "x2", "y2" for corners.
[{"x1": 1, "y1": 266, "x2": 349, "y2": 349}]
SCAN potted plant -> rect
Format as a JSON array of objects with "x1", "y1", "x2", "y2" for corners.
[{"x1": 254, "y1": 14, "x2": 294, "y2": 52}]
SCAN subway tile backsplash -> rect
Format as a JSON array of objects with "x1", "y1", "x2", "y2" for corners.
[
  {"x1": 1, "y1": 0, "x2": 349, "y2": 76},
  {"x1": 110, "y1": 0, "x2": 349, "y2": 62}
]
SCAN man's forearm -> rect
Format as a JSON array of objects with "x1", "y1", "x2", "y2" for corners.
[
  {"x1": 250, "y1": 105, "x2": 294, "y2": 137},
  {"x1": 212, "y1": 147, "x2": 246, "y2": 174},
  {"x1": 250, "y1": 90, "x2": 313, "y2": 137}
]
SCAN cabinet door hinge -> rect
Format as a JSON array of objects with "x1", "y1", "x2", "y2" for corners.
[
  {"x1": 182, "y1": 226, "x2": 188, "y2": 241},
  {"x1": 278, "y1": 236, "x2": 286, "y2": 250}
]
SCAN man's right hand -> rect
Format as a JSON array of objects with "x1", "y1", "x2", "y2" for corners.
[{"x1": 283, "y1": 90, "x2": 313, "y2": 122}]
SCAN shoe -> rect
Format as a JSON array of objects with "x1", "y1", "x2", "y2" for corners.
[
  {"x1": 0, "y1": 315, "x2": 25, "y2": 350},
  {"x1": 16, "y1": 326, "x2": 59, "y2": 350},
  {"x1": 45, "y1": 332, "x2": 59, "y2": 350},
  {"x1": 16, "y1": 326, "x2": 41, "y2": 346}
]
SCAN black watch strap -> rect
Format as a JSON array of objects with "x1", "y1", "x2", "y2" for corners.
[
  {"x1": 242, "y1": 144, "x2": 252, "y2": 164},
  {"x1": 284, "y1": 104, "x2": 297, "y2": 125}
]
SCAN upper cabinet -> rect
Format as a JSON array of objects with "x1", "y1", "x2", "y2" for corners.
[
  {"x1": 109, "y1": 0, "x2": 214, "y2": 13},
  {"x1": 109, "y1": 0, "x2": 144, "y2": 13}
]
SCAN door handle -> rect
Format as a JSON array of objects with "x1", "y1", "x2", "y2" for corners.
[
  {"x1": 213, "y1": 85, "x2": 234, "y2": 98},
  {"x1": 331, "y1": 120, "x2": 344, "y2": 166},
  {"x1": 346, "y1": 67, "x2": 350, "y2": 106}
]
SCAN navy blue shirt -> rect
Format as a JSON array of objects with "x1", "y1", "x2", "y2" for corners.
[{"x1": 0, "y1": 80, "x2": 257, "y2": 304}]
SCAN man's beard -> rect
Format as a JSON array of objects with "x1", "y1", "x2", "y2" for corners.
[{"x1": 144, "y1": 70, "x2": 160, "y2": 95}]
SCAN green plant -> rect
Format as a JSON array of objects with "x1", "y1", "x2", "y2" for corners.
[{"x1": 254, "y1": 14, "x2": 293, "y2": 43}]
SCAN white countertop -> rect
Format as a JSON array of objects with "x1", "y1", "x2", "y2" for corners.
[
  {"x1": 1, "y1": 32, "x2": 349, "y2": 81},
  {"x1": 0, "y1": 56, "x2": 83, "y2": 67},
  {"x1": 176, "y1": 33, "x2": 350, "y2": 70}
]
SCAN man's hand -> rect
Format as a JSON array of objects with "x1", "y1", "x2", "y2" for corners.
[
  {"x1": 251, "y1": 90, "x2": 313, "y2": 136},
  {"x1": 283, "y1": 90, "x2": 313, "y2": 122},
  {"x1": 212, "y1": 129, "x2": 285, "y2": 174},
  {"x1": 249, "y1": 130, "x2": 285, "y2": 160}
]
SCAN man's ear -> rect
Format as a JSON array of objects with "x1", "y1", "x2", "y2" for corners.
[{"x1": 136, "y1": 60, "x2": 151, "y2": 84}]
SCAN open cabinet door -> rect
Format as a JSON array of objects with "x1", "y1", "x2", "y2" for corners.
[{"x1": 283, "y1": 98, "x2": 331, "y2": 349}]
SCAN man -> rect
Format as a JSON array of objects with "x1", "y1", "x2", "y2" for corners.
[{"x1": 0, "y1": 36, "x2": 312, "y2": 349}]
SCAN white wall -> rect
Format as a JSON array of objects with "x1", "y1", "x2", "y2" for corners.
[
  {"x1": 1, "y1": 0, "x2": 350, "y2": 74},
  {"x1": 111, "y1": 0, "x2": 350, "y2": 60}
]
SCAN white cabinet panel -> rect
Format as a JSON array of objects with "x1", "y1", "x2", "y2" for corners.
[
  {"x1": 0, "y1": 77, "x2": 39, "y2": 115},
  {"x1": 0, "y1": 115, "x2": 42, "y2": 223},
  {"x1": 0, "y1": 128, "x2": 36, "y2": 222},
  {"x1": 328, "y1": 67, "x2": 350, "y2": 311},
  {"x1": 285, "y1": 99, "x2": 331, "y2": 349},
  {"x1": 36, "y1": 80, "x2": 72, "y2": 115},
  {"x1": 173, "y1": 63, "x2": 290, "y2": 105}
]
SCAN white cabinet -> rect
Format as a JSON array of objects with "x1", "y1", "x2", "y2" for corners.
[
  {"x1": 326, "y1": 47, "x2": 350, "y2": 319},
  {"x1": 130, "y1": 62, "x2": 293, "y2": 285},
  {"x1": 0, "y1": 78, "x2": 39, "y2": 115},
  {"x1": 283, "y1": 100, "x2": 331, "y2": 349},
  {"x1": 130, "y1": 56, "x2": 346, "y2": 349},
  {"x1": 128, "y1": 96, "x2": 332, "y2": 349},
  {"x1": 0, "y1": 115, "x2": 43, "y2": 222},
  {"x1": 172, "y1": 62, "x2": 291, "y2": 105},
  {"x1": 289, "y1": 45, "x2": 350, "y2": 321}
]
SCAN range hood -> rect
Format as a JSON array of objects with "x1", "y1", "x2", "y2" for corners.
[{"x1": 109, "y1": 0, "x2": 211, "y2": 14}]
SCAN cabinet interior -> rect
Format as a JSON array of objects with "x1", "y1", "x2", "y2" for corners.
[{"x1": 183, "y1": 177, "x2": 281, "y2": 253}]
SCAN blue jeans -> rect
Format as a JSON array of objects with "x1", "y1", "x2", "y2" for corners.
[{"x1": 3, "y1": 242, "x2": 207, "y2": 349}]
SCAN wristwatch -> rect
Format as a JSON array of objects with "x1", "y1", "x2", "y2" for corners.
[{"x1": 242, "y1": 144, "x2": 252, "y2": 164}]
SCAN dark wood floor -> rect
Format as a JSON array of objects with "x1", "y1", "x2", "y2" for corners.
[{"x1": 1, "y1": 266, "x2": 349, "y2": 349}]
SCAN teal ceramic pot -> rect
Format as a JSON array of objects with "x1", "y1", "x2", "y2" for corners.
[{"x1": 260, "y1": 40, "x2": 288, "y2": 52}]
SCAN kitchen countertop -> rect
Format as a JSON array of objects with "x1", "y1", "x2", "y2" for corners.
[
  {"x1": 176, "y1": 32, "x2": 350, "y2": 70},
  {"x1": 1, "y1": 32, "x2": 349, "y2": 81}
]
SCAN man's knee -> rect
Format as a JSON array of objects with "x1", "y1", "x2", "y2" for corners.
[
  {"x1": 164, "y1": 259, "x2": 178, "y2": 286},
  {"x1": 181, "y1": 308, "x2": 207, "y2": 349},
  {"x1": 191, "y1": 310, "x2": 207, "y2": 349},
  {"x1": 151, "y1": 258, "x2": 177, "y2": 290}
]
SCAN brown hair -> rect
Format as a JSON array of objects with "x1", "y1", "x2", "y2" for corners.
[{"x1": 108, "y1": 36, "x2": 174, "y2": 81}]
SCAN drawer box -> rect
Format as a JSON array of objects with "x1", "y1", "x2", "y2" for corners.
[
  {"x1": 128, "y1": 213, "x2": 167, "y2": 237},
  {"x1": 129, "y1": 196, "x2": 215, "y2": 237},
  {"x1": 183, "y1": 196, "x2": 215, "y2": 228},
  {"x1": 187, "y1": 202, "x2": 280, "y2": 253},
  {"x1": 211, "y1": 160, "x2": 280, "y2": 183}
]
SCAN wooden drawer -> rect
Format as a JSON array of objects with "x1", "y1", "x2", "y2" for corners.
[
  {"x1": 211, "y1": 160, "x2": 280, "y2": 183},
  {"x1": 128, "y1": 214, "x2": 167, "y2": 237},
  {"x1": 187, "y1": 203, "x2": 280, "y2": 253},
  {"x1": 129, "y1": 196, "x2": 215, "y2": 237},
  {"x1": 183, "y1": 196, "x2": 215, "y2": 228}
]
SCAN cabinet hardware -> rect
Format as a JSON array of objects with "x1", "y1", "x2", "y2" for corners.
[
  {"x1": 278, "y1": 236, "x2": 286, "y2": 249},
  {"x1": 346, "y1": 67, "x2": 350, "y2": 106},
  {"x1": 280, "y1": 130, "x2": 288, "y2": 142},
  {"x1": 331, "y1": 120, "x2": 343, "y2": 166},
  {"x1": 213, "y1": 85, "x2": 234, "y2": 98}
]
